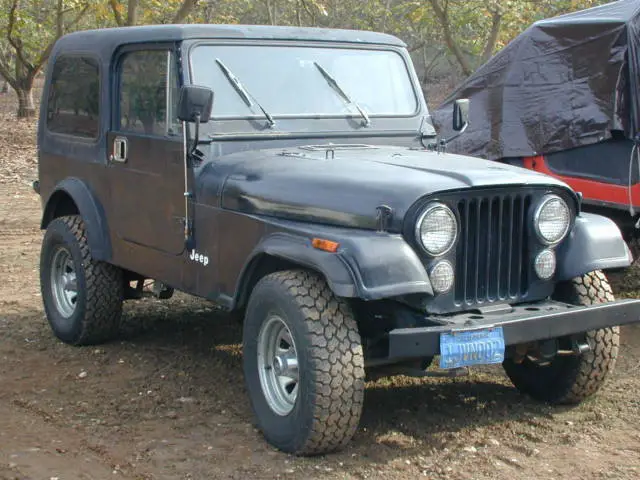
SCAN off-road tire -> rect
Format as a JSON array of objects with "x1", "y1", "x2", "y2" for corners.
[
  {"x1": 503, "y1": 270, "x2": 619, "y2": 404},
  {"x1": 243, "y1": 270, "x2": 365, "y2": 455},
  {"x1": 40, "y1": 215, "x2": 124, "y2": 345}
]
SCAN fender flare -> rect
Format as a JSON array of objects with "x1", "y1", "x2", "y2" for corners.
[
  {"x1": 556, "y1": 212, "x2": 632, "y2": 280},
  {"x1": 41, "y1": 178, "x2": 112, "y2": 261},
  {"x1": 234, "y1": 230, "x2": 432, "y2": 307}
]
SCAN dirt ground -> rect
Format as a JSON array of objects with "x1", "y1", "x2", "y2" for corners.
[{"x1": 1, "y1": 107, "x2": 640, "y2": 480}]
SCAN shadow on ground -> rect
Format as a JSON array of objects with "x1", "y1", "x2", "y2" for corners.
[{"x1": 108, "y1": 295, "x2": 560, "y2": 459}]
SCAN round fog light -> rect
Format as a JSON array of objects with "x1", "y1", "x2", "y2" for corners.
[
  {"x1": 534, "y1": 249, "x2": 556, "y2": 280},
  {"x1": 429, "y1": 260, "x2": 454, "y2": 294}
]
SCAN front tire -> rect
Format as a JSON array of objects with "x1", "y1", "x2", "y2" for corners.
[
  {"x1": 503, "y1": 270, "x2": 619, "y2": 404},
  {"x1": 40, "y1": 215, "x2": 124, "y2": 345},
  {"x1": 243, "y1": 270, "x2": 365, "y2": 455}
]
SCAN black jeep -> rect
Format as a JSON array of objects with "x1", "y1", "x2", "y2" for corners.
[{"x1": 36, "y1": 24, "x2": 640, "y2": 455}]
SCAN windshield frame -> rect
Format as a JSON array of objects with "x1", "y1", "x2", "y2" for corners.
[{"x1": 185, "y1": 39, "x2": 422, "y2": 122}]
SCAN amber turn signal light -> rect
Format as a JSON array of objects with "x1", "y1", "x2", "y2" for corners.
[{"x1": 312, "y1": 238, "x2": 340, "y2": 253}]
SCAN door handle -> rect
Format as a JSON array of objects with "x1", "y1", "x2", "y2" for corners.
[{"x1": 110, "y1": 136, "x2": 128, "y2": 163}]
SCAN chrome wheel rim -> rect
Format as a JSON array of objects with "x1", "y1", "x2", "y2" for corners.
[
  {"x1": 50, "y1": 246, "x2": 78, "y2": 318},
  {"x1": 257, "y1": 314, "x2": 299, "y2": 416}
]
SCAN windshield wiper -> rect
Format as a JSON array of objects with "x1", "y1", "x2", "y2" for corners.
[
  {"x1": 215, "y1": 59, "x2": 276, "y2": 128},
  {"x1": 313, "y1": 62, "x2": 370, "y2": 127}
]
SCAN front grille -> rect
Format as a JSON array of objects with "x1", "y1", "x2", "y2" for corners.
[{"x1": 454, "y1": 193, "x2": 532, "y2": 306}]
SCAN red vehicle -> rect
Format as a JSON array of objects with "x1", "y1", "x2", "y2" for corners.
[
  {"x1": 435, "y1": 0, "x2": 640, "y2": 249},
  {"x1": 520, "y1": 141, "x2": 640, "y2": 246}
]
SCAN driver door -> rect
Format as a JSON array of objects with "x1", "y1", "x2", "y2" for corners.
[{"x1": 108, "y1": 47, "x2": 186, "y2": 255}]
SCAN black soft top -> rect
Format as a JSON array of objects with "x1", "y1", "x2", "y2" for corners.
[
  {"x1": 433, "y1": 0, "x2": 640, "y2": 160},
  {"x1": 52, "y1": 24, "x2": 405, "y2": 58}
]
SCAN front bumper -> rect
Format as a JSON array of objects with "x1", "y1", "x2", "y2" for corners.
[{"x1": 388, "y1": 299, "x2": 640, "y2": 359}]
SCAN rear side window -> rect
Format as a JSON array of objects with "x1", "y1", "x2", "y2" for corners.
[{"x1": 46, "y1": 56, "x2": 100, "y2": 138}]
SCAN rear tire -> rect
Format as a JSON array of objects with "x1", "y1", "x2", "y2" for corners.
[
  {"x1": 40, "y1": 215, "x2": 124, "y2": 345},
  {"x1": 503, "y1": 271, "x2": 619, "y2": 404},
  {"x1": 243, "y1": 270, "x2": 365, "y2": 455}
]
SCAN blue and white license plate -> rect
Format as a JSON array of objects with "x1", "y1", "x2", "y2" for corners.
[{"x1": 439, "y1": 327, "x2": 505, "y2": 369}]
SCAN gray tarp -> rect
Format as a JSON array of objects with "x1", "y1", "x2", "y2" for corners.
[{"x1": 433, "y1": 0, "x2": 640, "y2": 160}]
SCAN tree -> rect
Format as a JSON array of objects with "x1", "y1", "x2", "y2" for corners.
[
  {"x1": 0, "y1": 0, "x2": 90, "y2": 118},
  {"x1": 0, "y1": 0, "x2": 618, "y2": 119},
  {"x1": 416, "y1": 0, "x2": 611, "y2": 77},
  {"x1": 107, "y1": 0, "x2": 200, "y2": 26}
]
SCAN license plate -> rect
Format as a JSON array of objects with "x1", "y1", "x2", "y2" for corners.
[{"x1": 439, "y1": 327, "x2": 505, "y2": 369}]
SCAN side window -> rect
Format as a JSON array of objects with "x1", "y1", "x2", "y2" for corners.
[
  {"x1": 47, "y1": 56, "x2": 100, "y2": 138},
  {"x1": 119, "y1": 50, "x2": 180, "y2": 136}
]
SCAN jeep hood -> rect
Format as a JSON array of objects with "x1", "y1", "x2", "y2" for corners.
[{"x1": 200, "y1": 145, "x2": 572, "y2": 231}]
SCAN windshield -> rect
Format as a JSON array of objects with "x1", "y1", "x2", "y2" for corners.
[{"x1": 189, "y1": 44, "x2": 418, "y2": 119}]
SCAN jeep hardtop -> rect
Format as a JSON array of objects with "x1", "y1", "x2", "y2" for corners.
[{"x1": 36, "y1": 24, "x2": 640, "y2": 455}]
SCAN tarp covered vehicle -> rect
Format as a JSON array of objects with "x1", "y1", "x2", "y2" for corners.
[{"x1": 434, "y1": 0, "x2": 640, "y2": 244}]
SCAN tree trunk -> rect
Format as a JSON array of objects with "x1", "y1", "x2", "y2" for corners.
[
  {"x1": 16, "y1": 87, "x2": 35, "y2": 118},
  {"x1": 428, "y1": 0, "x2": 474, "y2": 76},
  {"x1": 172, "y1": 0, "x2": 198, "y2": 23},
  {"x1": 481, "y1": 11, "x2": 502, "y2": 63},
  {"x1": 127, "y1": 0, "x2": 138, "y2": 26}
]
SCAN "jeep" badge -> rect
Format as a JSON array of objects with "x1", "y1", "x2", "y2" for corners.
[{"x1": 189, "y1": 249, "x2": 209, "y2": 266}]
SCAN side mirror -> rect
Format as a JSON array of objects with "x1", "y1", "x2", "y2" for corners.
[
  {"x1": 177, "y1": 85, "x2": 214, "y2": 123},
  {"x1": 452, "y1": 98, "x2": 470, "y2": 131}
]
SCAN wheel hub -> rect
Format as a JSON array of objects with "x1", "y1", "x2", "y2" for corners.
[
  {"x1": 257, "y1": 314, "x2": 299, "y2": 416},
  {"x1": 50, "y1": 246, "x2": 78, "y2": 318},
  {"x1": 273, "y1": 353, "x2": 298, "y2": 377}
]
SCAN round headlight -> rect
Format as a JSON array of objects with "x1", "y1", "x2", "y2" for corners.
[
  {"x1": 416, "y1": 203, "x2": 458, "y2": 256},
  {"x1": 534, "y1": 195, "x2": 571, "y2": 245},
  {"x1": 534, "y1": 249, "x2": 556, "y2": 280},
  {"x1": 429, "y1": 260, "x2": 455, "y2": 294}
]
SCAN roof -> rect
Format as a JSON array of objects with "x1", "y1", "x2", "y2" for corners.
[
  {"x1": 52, "y1": 24, "x2": 406, "y2": 57},
  {"x1": 538, "y1": 0, "x2": 640, "y2": 25}
]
